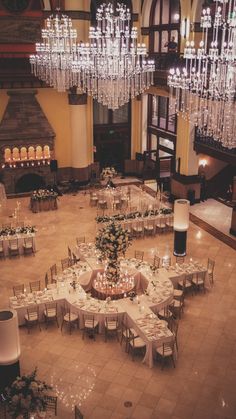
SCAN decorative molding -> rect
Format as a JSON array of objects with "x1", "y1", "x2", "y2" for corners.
[{"x1": 0, "y1": 16, "x2": 42, "y2": 43}]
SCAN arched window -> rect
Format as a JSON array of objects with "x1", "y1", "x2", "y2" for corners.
[
  {"x1": 43, "y1": 145, "x2": 50, "y2": 159},
  {"x1": 149, "y1": 0, "x2": 180, "y2": 55},
  {"x1": 12, "y1": 147, "x2": 20, "y2": 161},
  {"x1": 4, "y1": 148, "x2": 12, "y2": 162},
  {"x1": 35, "y1": 145, "x2": 42, "y2": 160},
  {"x1": 28, "y1": 146, "x2": 35, "y2": 160},
  {"x1": 20, "y1": 147, "x2": 27, "y2": 160}
]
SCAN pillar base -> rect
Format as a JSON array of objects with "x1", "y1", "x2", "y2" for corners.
[
  {"x1": 0, "y1": 360, "x2": 20, "y2": 393},
  {"x1": 174, "y1": 230, "x2": 187, "y2": 257}
]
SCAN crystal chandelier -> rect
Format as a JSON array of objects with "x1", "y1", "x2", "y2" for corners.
[
  {"x1": 72, "y1": 3, "x2": 155, "y2": 109},
  {"x1": 168, "y1": 0, "x2": 236, "y2": 149},
  {"x1": 30, "y1": 3, "x2": 155, "y2": 110},
  {"x1": 30, "y1": 11, "x2": 77, "y2": 92}
]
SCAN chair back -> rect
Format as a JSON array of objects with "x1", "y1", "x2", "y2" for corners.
[
  {"x1": 83, "y1": 314, "x2": 95, "y2": 328},
  {"x1": 50, "y1": 264, "x2": 57, "y2": 280},
  {"x1": 207, "y1": 258, "x2": 215, "y2": 273},
  {"x1": 13, "y1": 284, "x2": 25, "y2": 296},
  {"x1": 153, "y1": 255, "x2": 160, "y2": 268},
  {"x1": 27, "y1": 305, "x2": 39, "y2": 321},
  {"x1": 45, "y1": 302, "x2": 57, "y2": 317},
  {"x1": 44, "y1": 395, "x2": 57, "y2": 415},
  {"x1": 9, "y1": 238, "x2": 18, "y2": 248},
  {"x1": 105, "y1": 316, "x2": 118, "y2": 329},
  {"x1": 61, "y1": 257, "x2": 70, "y2": 271},
  {"x1": 24, "y1": 237, "x2": 33, "y2": 247},
  {"x1": 162, "y1": 339, "x2": 175, "y2": 355},
  {"x1": 68, "y1": 246, "x2": 72, "y2": 259},
  {"x1": 75, "y1": 405, "x2": 84, "y2": 419},
  {"x1": 29, "y1": 280, "x2": 41, "y2": 292}
]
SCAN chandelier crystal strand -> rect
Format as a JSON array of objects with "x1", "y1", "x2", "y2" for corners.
[
  {"x1": 72, "y1": 3, "x2": 155, "y2": 110},
  {"x1": 30, "y1": 12, "x2": 78, "y2": 92},
  {"x1": 168, "y1": 0, "x2": 236, "y2": 149}
]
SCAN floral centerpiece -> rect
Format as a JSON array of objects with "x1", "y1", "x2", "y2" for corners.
[
  {"x1": 4, "y1": 368, "x2": 52, "y2": 419},
  {"x1": 31, "y1": 189, "x2": 58, "y2": 201},
  {"x1": 0, "y1": 225, "x2": 36, "y2": 238},
  {"x1": 101, "y1": 167, "x2": 117, "y2": 180},
  {"x1": 95, "y1": 222, "x2": 132, "y2": 283}
]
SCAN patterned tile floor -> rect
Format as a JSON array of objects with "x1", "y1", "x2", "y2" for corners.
[{"x1": 0, "y1": 190, "x2": 236, "y2": 418}]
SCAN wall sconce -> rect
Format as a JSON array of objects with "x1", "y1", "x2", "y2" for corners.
[
  {"x1": 181, "y1": 18, "x2": 190, "y2": 39},
  {"x1": 173, "y1": 199, "x2": 190, "y2": 256},
  {"x1": 199, "y1": 159, "x2": 207, "y2": 168}
]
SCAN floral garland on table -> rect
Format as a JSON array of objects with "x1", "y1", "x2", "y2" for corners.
[
  {"x1": 95, "y1": 207, "x2": 172, "y2": 224},
  {"x1": 31, "y1": 189, "x2": 58, "y2": 201},
  {"x1": 101, "y1": 167, "x2": 117, "y2": 179},
  {"x1": 0, "y1": 225, "x2": 36, "y2": 237},
  {"x1": 95, "y1": 222, "x2": 132, "y2": 283},
  {"x1": 4, "y1": 368, "x2": 52, "y2": 419}
]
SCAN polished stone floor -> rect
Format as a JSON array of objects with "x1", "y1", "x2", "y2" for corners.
[
  {"x1": 190, "y1": 199, "x2": 235, "y2": 239},
  {"x1": 0, "y1": 188, "x2": 236, "y2": 419}
]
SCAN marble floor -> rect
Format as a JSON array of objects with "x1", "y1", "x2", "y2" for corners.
[
  {"x1": 0, "y1": 188, "x2": 236, "y2": 419},
  {"x1": 190, "y1": 199, "x2": 235, "y2": 239}
]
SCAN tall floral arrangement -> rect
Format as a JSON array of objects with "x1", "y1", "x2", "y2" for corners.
[
  {"x1": 95, "y1": 222, "x2": 132, "y2": 283},
  {"x1": 4, "y1": 368, "x2": 52, "y2": 419},
  {"x1": 101, "y1": 167, "x2": 117, "y2": 179}
]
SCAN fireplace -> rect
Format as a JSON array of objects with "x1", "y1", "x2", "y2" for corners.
[
  {"x1": 0, "y1": 90, "x2": 55, "y2": 194},
  {"x1": 15, "y1": 173, "x2": 46, "y2": 193}
]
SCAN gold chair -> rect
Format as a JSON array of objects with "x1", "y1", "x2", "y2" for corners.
[
  {"x1": 153, "y1": 255, "x2": 160, "y2": 269},
  {"x1": 50, "y1": 264, "x2": 57, "y2": 282},
  {"x1": 134, "y1": 250, "x2": 144, "y2": 261},
  {"x1": 82, "y1": 314, "x2": 98, "y2": 340},
  {"x1": 192, "y1": 271, "x2": 206, "y2": 293},
  {"x1": 132, "y1": 221, "x2": 143, "y2": 238},
  {"x1": 61, "y1": 257, "x2": 71, "y2": 271},
  {"x1": 8, "y1": 238, "x2": 20, "y2": 257},
  {"x1": 44, "y1": 302, "x2": 59, "y2": 328},
  {"x1": 104, "y1": 316, "x2": 119, "y2": 342},
  {"x1": 61, "y1": 305, "x2": 79, "y2": 334},
  {"x1": 144, "y1": 219, "x2": 155, "y2": 236},
  {"x1": 178, "y1": 274, "x2": 193, "y2": 295},
  {"x1": 13, "y1": 284, "x2": 25, "y2": 297},
  {"x1": 76, "y1": 237, "x2": 85, "y2": 246},
  {"x1": 158, "y1": 301, "x2": 175, "y2": 322},
  {"x1": 120, "y1": 320, "x2": 138, "y2": 352},
  {"x1": 128, "y1": 330, "x2": 146, "y2": 361},
  {"x1": 24, "y1": 306, "x2": 41, "y2": 333},
  {"x1": 156, "y1": 340, "x2": 176, "y2": 369},
  {"x1": 172, "y1": 294, "x2": 185, "y2": 319},
  {"x1": 168, "y1": 318, "x2": 179, "y2": 352},
  {"x1": 44, "y1": 395, "x2": 57, "y2": 416},
  {"x1": 156, "y1": 217, "x2": 166, "y2": 234},
  {"x1": 23, "y1": 237, "x2": 35, "y2": 255},
  {"x1": 207, "y1": 258, "x2": 215, "y2": 285},
  {"x1": 165, "y1": 215, "x2": 174, "y2": 231},
  {"x1": 29, "y1": 280, "x2": 41, "y2": 293}
]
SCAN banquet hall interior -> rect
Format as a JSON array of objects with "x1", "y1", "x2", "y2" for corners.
[{"x1": 0, "y1": 0, "x2": 236, "y2": 418}]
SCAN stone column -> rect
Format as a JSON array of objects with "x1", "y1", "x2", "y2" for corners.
[{"x1": 68, "y1": 91, "x2": 90, "y2": 182}]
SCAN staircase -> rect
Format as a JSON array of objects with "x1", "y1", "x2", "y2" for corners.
[{"x1": 206, "y1": 165, "x2": 236, "y2": 201}]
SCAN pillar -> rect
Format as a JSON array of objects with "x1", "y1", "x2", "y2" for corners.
[
  {"x1": 173, "y1": 199, "x2": 190, "y2": 256},
  {"x1": 68, "y1": 91, "x2": 92, "y2": 182}
]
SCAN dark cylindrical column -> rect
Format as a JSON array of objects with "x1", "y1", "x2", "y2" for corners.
[{"x1": 173, "y1": 199, "x2": 190, "y2": 257}]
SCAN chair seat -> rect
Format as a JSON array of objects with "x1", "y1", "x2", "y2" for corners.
[
  {"x1": 158, "y1": 308, "x2": 172, "y2": 318},
  {"x1": 192, "y1": 278, "x2": 204, "y2": 285},
  {"x1": 144, "y1": 226, "x2": 154, "y2": 231},
  {"x1": 130, "y1": 336, "x2": 146, "y2": 348},
  {"x1": 178, "y1": 279, "x2": 192, "y2": 288},
  {"x1": 64, "y1": 312, "x2": 78, "y2": 322},
  {"x1": 24, "y1": 243, "x2": 33, "y2": 249},
  {"x1": 85, "y1": 320, "x2": 98, "y2": 328},
  {"x1": 156, "y1": 345, "x2": 173, "y2": 357},
  {"x1": 173, "y1": 299, "x2": 181, "y2": 308},
  {"x1": 25, "y1": 313, "x2": 38, "y2": 321},
  {"x1": 44, "y1": 309, "x2": 56, "y2": 317},
  {"x1": 173, "y1": 289, "x2": 183, "y2": 298}
]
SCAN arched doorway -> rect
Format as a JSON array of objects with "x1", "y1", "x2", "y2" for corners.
[{"x1": 15, "y1": 173, "x2": 45, "y2": 193}]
